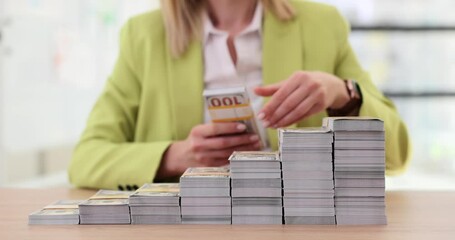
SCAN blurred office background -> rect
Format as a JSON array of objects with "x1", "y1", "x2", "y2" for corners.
[{"x1": 0, "y1": 0, "x2": 454, "y2": 190}]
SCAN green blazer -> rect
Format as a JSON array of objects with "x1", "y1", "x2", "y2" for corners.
[{"x1": 68, "y1": 1, "x2": 411, "y2": 190}]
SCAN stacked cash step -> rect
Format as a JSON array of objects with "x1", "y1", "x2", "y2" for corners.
[
  {"x1": 29, "y1": 200, "x2": 83, "y2": 225},
  {"x1": 79, "y1": 190, "x2": 132, "y2": 225},
  {"x1": 180, "y1": 167, "x2": 231, "y2": 224},
  {"x1": 280, "y1": 128, "x2": 336, "y2": 225},
  {"x1": 129, "y1": 183, "x2": 181, "y2": 224},
  {"x1": 229, "y1": 151, "x2": 283, "y2": 224},
  {"x1": 324, "y1": 117, "x2": 387, "y2": 225}
]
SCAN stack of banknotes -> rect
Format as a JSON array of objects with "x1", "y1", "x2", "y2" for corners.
[
  {"x1": 229, "y1": 151, "x2": 283, "y2": 224},
  {"x1": 29, "y1": 200, "x2": 83, "y2": 225},
  {"x1": 280, "y1": 128, "x2": 336, "y2": 225},
  {"x1": 324, "y1": 117, "x2": 387, "y2": 225},
  {"x1": 79, "y1": 190, "x2": 132, "y2": 225},
  {"x1": 129, "y1": 183, "x2": 181, "y2": 224},
  {"x1": 180, "y1": 167, "x2": 231, "y2": 224}
]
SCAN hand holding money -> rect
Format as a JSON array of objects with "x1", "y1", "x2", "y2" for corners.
[
  {"x1": 157, "y1": 123, "x2": 261, "y2": 180},
  {"x1": 203, "y1": 87, "x2": 268, "y2": 148}
]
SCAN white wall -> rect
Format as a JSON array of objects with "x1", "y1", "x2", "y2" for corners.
[
  {"x1": 1, "y1": 0, "x2": 159, "y2": 152},
  {"x1": 317, "y1": 0, "x2": 455, "y2": 25},
  {"x1": 0, "y1": 0, "x2": 6, "y2": 185},
  {"x1": 0, "y1": 0, "x2": 159, "y2": 186}
]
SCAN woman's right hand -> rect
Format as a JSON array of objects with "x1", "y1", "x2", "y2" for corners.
[{"x1": 156, "y1": 122, "x2": 261, "y2": 179}]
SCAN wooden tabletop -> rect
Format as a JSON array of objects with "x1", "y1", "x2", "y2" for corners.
[{"x1": 1, "y1": 188, "x2": 454, "y2": 240}]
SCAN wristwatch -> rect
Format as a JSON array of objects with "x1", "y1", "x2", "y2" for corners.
[{"x1": 327, "y1": 79, "x2": 362, "y2": 117}]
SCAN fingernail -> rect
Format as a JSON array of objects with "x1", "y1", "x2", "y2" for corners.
[
  {"x1": 237, "y1": 124, "x2": 247, "y2": 131},
  {"x1": 263, "y1": 121, "x2": 270, "y2": 128},
  {"x1": 273, "y1": 124, "x2": 279, "y2": 129},
  {"x1": 257, "y1": 112, "x2": 265, "y2": 120},
  {"x1": 250, "y1": 135, "x2": 259, "y2": 142}
]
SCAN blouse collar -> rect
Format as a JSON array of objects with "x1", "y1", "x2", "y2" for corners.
[{"x1": 203, "y1": 1, "x2": 263, "y2": 43}]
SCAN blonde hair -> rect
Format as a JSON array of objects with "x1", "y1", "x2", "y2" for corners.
[{"x1": 160, "y1": 0, "x2": 295, "y2": 58}]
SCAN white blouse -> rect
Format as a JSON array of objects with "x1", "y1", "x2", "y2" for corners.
[{"x1": 202, "y1": 2, "x2": 269, "y2": 148}]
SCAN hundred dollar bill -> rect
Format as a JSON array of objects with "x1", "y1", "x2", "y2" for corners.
[
  {"x1": 181, "y1": 167, "x2": 230, "y2": 178},
  {"x1": 31, "y1": 208, "x2": 79, "y2": 216},
  {"x1": 89, "y1": 190, "x2": 134, "y2": 199},
  {"x1": 229, "y1": 151, "x2": 280, "y2": 161},
  {"x1": 203, "y1": 87, "x2": 266, "y2": 147},
  {"x1": 80, "y1": 199, "x2": 129, "y2": 206},
  {"x1": 79, "y1": 189, "x2": 133, "y2": 207},
  {"x1": 279, "y1": 127, "x2": 332, "y2": 135},
  {"x1": 129, "y1": 183, "x2": 181, "y2": 206},
  {"x1": 131, "y1": 183, "x2": 180, "y2": 197}
]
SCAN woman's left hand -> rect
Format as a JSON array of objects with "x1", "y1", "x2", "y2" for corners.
[{"x1": 254, "y1": 71, "x2": 350, "y2": 128}]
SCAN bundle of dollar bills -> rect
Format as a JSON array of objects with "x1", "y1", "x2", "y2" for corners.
[
  {"x1": 324, "y1": 117, "x2": 387, "y2": 225},
  {"x1": 29, "y1": 200, "x2": 83, "y2": 225},
  {"x1": 180, "y1": 167, "x2": 231, "y2": 224},
  {"x1": 279, "y1": 128, "x2": 336, "y2": 225},
  {"x1": 203, "y1": 87, "x2": 267, "y2": 148},
  {"x1": 79, "y1": 190, "x2": 133, "y2": 225},
  {"x1": 229, "y1": 151, "x2": 283, "y2": 224},
  {"x1": 129, "y1": 183, "x2": 181, "y2": 224}
]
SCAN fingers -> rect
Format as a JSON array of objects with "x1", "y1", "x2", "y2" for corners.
[
  {"x1": 263, "y1": 86, "x2": 309, "y2": 127},
  {"x1": 192, "y1": 122, "x2": 247, "y2": 138},
  {"x1": 201, "y1": 134, "x2": 260, "y2": 151},
  {"x1": 194, "y1": 142, "x2": 262, "y2": 165},
  {"x1": 255, "y1": 72, "x2": 329, "y2": 128},
  {"x1": 257, "y1": 74, "x2": 301, "y2": 122},
  {"x1": 273, "y1": 93, "x2": 322, "y2": 128},
  {"x1": 254, "y1": 82, "x2": 282, "y2": 97}
]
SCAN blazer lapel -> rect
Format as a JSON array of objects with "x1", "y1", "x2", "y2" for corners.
[
  {"x1": 263, "y1": 11, "x2": 303, "y2": 86},
  {"x1": 166, "y1": 41, "x2": 204, "y2": 140},
  {"x1": 262, "y1": 9, "x2": 304, "y2": 149}
]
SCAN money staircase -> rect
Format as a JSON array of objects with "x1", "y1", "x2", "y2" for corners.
[{"x1": 29, "y1": 117, "x2": 387, "y2": 225}]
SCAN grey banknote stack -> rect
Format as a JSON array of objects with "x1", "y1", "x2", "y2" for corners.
[
  {"x1": 324, "y1": 117, "x2": 387, "y2": 225},
  {"x1": 180, "y1": 167, "x2": 231, "y2": 224},
  {"x1": 229, "y1": 151, "x2": 283, "y2": 224},
  {"x1": 129, "y1": 183, "x2": 181, "y2": 224},
  {"x1": 29, "y1": 200, "x2": 83, "y2": 225},
  {"x1": 279, "y1": 128, "x2": 336, "y2": 225},
  {"x1": 79, "y1": 190, "x2": 133, "y2": 225}
]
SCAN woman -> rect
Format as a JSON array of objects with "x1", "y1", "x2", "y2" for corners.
[{"x1": 68, "y1": 0, "x2": 410, "y2": 190}]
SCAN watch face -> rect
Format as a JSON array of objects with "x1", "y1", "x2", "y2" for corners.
[
  {"x1": 350, "y1": 80, "x2": 362, "y2": 99},
  {"x1": 355, "y1": 84, "x2": 362, "y2": 99}
]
